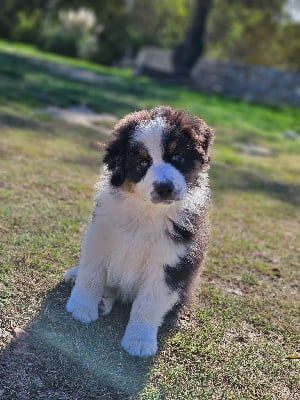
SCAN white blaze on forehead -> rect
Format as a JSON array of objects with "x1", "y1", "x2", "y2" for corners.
[
  {"x1": 133, "y1": 116, "x2": 168, "y2": 162},
  {"x1": 132, "y1": 116, "x2": 187, "y2": 203}
]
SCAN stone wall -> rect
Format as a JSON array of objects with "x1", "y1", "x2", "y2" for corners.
[{"x1": 135, "y1": 47, "x2": 300, "y2": 107}]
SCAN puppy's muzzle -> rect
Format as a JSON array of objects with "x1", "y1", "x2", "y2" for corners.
[{"x1": 151, "y1": 180, "x2": 179, "y2": 203}]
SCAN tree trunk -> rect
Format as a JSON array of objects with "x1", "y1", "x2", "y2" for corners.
[{"x1": 172, "y1": 0, "x2": 212, "y2": 76}]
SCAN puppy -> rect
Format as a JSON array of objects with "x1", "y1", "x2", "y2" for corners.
[{"x1": 64, "y1": 106, "x2": 214, "y2": 357}]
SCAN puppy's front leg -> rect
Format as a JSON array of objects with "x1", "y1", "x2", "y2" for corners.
[
  {"x1": 121, "y1": 280, "x2": 179, "y2": 357},
  {"x1": 66, "y1": 223, "x2": 106, "y2": 323}
]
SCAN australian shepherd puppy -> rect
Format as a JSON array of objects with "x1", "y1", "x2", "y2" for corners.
[{"x1": 64, "y1": 106, "x2": 214, "y2": 357}]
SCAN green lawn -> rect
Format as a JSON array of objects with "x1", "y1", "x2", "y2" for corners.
[{"x1": 0, "y1": 41, "x2": 299, "y2": 400}]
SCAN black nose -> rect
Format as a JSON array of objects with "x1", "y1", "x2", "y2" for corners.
[{"x1": 153, "y1": 181, "x2": 175, "y2": 199}]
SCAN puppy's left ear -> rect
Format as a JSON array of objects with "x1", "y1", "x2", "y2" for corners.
[
  {"x1": 178, "y1": 110, "x2": 214, "y2": 161},
  {"x1": 189, "y1": 116, "x2": 214, "y2": 168},
  {"x1": 198, "y1": 122, "x2": 214, "y2": 155}
]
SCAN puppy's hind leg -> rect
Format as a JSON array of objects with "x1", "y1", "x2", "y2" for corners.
[
  {"x1": 64, "y1": 265, "x2": 79, "y2": 285},
  {"x1": 100, "y1": 288, "x2": 116, "y2": 316},
  {"x1": 66, "y1": 223, "x2": 106, "y2": 324}
]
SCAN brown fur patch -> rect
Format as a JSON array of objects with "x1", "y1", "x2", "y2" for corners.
[
  {"x1": 152, "y1": 106, "x2": 214, "y2": 163},
  {"x1": 136, "y1": 147, "x2": 149, "y2": 159},
  {"x1": 121, "y1": 180, "x2": 135, "y2": 193},
  {"x1": 168, "y1": 140, "x2": 178, "y2": 154}
]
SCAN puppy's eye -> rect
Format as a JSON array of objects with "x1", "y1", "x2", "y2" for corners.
[
  {"x1": 171, "y1": 153, "x2": 185, "y2": 163},
  {"x1": 137, "y1": 159, "x2": 149, "y2": 168}
]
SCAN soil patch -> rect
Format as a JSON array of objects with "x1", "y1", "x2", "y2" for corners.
[{"x1": 40, "y1": 105, "x2": 118, "y2": 133}]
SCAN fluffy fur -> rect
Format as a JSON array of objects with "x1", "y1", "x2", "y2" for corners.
[{"x1": 64, "y1": 106, "x2": 214, "y2": 357}]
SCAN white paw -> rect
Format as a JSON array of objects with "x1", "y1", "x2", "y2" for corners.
[
  {"x1": 121, "y1": 322, "x2": 157, "y2": 357},
  {"x1": 66, "y1": 293, "x2": 98, "y2": 323},
  {"x1": 121, "y1": 335, "x2": 157, "y2": 357},
  {"x1": 64, "y1": 266, "x2": 78, "y2": 285}
]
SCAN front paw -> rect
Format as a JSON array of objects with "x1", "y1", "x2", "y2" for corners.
[
  {"x1": 121, "y1": 323, "x2": 157, "y2": 357},
  {"x1": 66, "y1": 293, "x2": 98, "y2": 323}
]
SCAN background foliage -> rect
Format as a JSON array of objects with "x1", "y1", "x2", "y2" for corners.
[
  {"x1": 0, "y1": 0, "x2": 299, "y2": 69},
  {"x1": 207, "y1": 0, "x2": 300, "y2": 70}
]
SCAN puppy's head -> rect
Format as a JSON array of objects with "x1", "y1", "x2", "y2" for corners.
[{"x1": 104, "y1": 106, "x2": 214, "y2": 204}]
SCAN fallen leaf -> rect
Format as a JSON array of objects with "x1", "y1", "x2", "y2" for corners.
[{"x1": 286, "y1": 354, "x2": 300, "y2": 360}]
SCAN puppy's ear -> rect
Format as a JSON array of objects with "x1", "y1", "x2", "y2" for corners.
[
  {"x1": 103, "y1": 137, "x2": 126, "y2": 186},
  {"x1": 194, "y1": 123, "x2": 214, "y2": 168},
  {"x1": 104, "y1": 109, "x2": 152, "y2": 186},
  {"x1": 197, "y1": 121, "x2": 214, "y2": 156},
  {"x1": 177, "y1": 109, "x2": 214, "y2": 163},
  {"x1": 103, "y1": 113, "x2": 141, "y2": 187}
]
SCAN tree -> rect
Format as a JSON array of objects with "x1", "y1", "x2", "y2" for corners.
[
  {"x1": 172, "y1": 0, "x2": 213, "y2": 76},
  {"x1": 206, "y1": 0, "x2": 300, "y2": 70},
  {"x1": 0, "y1": 0, "x2": 46, "y2": 42},
  {"x1": 128, "y1": 0, "x2": 193, "y2": 51}
]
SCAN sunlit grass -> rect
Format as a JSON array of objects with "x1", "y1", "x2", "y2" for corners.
[{"x1": 0, "y1": 41, "x2": 299, "y2": 399}]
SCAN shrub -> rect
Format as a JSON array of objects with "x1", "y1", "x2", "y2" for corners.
[
  {"x1": 13, "y1": 9, "x2": 43, "y2": 44},
  {"x1": 42, "y1": 8, "x2": 102, "y2": 60}
]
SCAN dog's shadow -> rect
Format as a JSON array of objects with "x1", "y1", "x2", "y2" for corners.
[{"x1": 1, "y1": 282, "x2": 179, "y2": 398}]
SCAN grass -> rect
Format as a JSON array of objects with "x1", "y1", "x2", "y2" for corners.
[{"x1": 0, "y1": 40, "x2": 299, "y2": 399}]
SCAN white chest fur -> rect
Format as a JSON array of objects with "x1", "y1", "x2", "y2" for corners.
[{"x1": 92, "y1": 185, "x2": 186, "y2": 301}]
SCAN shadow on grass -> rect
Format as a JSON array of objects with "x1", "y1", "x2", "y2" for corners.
[
  {"x1": 211, "y1": 163, "x2": 300, "y2": 207},
  {"x1": 0, "y1": 51, "x2": 174, "y2": 116},
  {"x1": 0, "y1": 112, "x2": 42, "y2": 131},
  {"x1": 0, "y1": 282, "x2": 159, "y2": 399}
]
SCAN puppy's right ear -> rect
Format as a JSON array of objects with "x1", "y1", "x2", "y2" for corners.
[
  {"x1": 104, "y1": 109, "x2": 151, "y2": 186},
  {"x1": 103, "y1": 116, "x2": 138, "y2": 187},
  {"x1": 103, "y1": 138, "x2": 126, "y2": 186}
]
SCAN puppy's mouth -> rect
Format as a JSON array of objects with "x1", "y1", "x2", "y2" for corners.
[
  {"x1": 162, "y1": 199, "x2": 175, "y2": 204},
  {"x1": 150, "y1": 193, "x2": 183, "y2": 205},
  {"x1": 151, "y1": 198, "x2": 176, "y2": 204}
]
